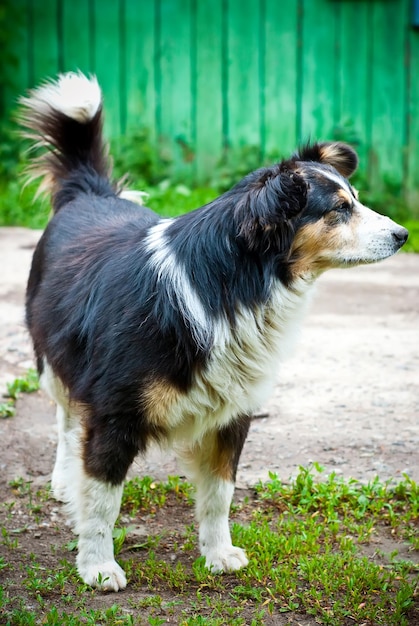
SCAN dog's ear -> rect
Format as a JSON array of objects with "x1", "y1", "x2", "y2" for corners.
[
  {"x1": 235, "y1": 166, "x2": 307, "y2": 254},
  {"x1": 296, "y1": 142, "x2": 358, "y2": 178}
]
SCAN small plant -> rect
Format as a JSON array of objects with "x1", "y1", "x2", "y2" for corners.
[
  {"x1": 121, "y1": 476, "x2": 168, "y2": 515},
  {"x1": 121, "y1": 475, "x2": 193, "y2": 516},
  {"x1": 147, "y1": 617, "x2": 166, "y2": 626},
  {"x1": 0, "y1": 401, "x2": 15, "y2": 418},
  {"x1": 6, "y1": 368, "x2": 39, "y2": 400},
  {"x1": 1, "y1": 526, "x2": 19, "y2": 549},
  {"x1": 0, "y1": 369, "x2": 39, "y2": 419}
]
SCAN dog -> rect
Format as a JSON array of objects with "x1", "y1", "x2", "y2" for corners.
[{"x1": 19, "y1": 72, "x2": 408, "y2": 591}]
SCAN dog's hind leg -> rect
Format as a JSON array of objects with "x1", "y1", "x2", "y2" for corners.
[
  {"x1": 40, "y1": 362, "x2": 76, "y2": 502},
  {"x1": 50, "y1": 403, "x2": 71, "y2": 501},
  {"x1": 178, "y1": 415, "x2": 251, "y2": 572}
]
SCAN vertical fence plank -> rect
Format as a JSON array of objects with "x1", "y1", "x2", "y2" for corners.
[
  {"x1": 124, "y1": 0, "x2": 156, "y2": 138},
  {"x1": 369, "y1": 0, "x2": 407, "y2": 187},
  {"x1": 195, "y1": 0, "x2": 223, "y2": 181},
  {"x1": 227, "y1": 0, "x2": 261, "y2": 151},
  {"x1": 264, "y1": 0, "x2": 298, "y2": 159},
  {"x1": 300, "y1": 0, "x2": 338, "y2": 141},
  {"x1": 91, "y1": 0, "x2": 121, "y2": 137},
  {"x1": 407, "y1": 27, "x2": 419, "y2": 215},
  {"x1": 158, "y1": 0, "x2": 193, "y2": 179},
  {"x1": 31, "y1": 0, "x2": 59, "y2": 84},
  {"x1": 61, "y1": 0, "x2": 91, "y2": 74},
  {"x1": 2, "y1": 0, "x2": 30, "y2": 116},
  {"x1": 337, "y1": 2, "x2": 371, "y2": 171}
]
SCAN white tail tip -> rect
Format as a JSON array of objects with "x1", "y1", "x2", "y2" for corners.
[{"x1": 21, "y1": 71, "x2": 102, "y2": 123}]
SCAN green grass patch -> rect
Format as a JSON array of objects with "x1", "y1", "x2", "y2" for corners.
[
  {"x1": 0, "y1": 368, "x2": 40, "y2": 418},
  {"x1": 1, "y1": 466, "x2": 418, "y2": 625}
]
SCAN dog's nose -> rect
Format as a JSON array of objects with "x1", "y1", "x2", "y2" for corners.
[{"x1": 392, "y1": 227, "x2": 409, "y2": 247}]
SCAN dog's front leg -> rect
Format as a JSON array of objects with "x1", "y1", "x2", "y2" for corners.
[
  {"x1": 179, "y1": 415, "x2": 251, "y2": 572},
  {"x1": 197, "y1": 474, "x2": 248, "y2": 572},
  {"x1": 75, "y1": 475, "x2": 126, "y2": 591}
]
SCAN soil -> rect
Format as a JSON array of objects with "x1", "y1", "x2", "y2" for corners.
[{"x1": 0, "y1": 226, "x2": 418, "y2": 624}]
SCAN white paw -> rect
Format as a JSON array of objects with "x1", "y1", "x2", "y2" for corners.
[
  {"x1": 204, "y1": 546, "x2": 248, "y2": 573},
  {"x1": 50, "y1": 475, "x2": 67, "y2": 502},
  {"x1": 78, "y1": 560, "x2": 127, "y2": 591}
]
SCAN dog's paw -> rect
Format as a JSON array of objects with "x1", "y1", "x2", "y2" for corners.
[
  {"x1": 51, "y1": 464, "x2": 69, "y2": 502},
  {"x1": 50, "y1": 477, "x2": 67, "y2": 502},
  {"x1": 204, "y1": 546, "x2": 248, "y2": 573},
  {"x1": 79, "y1": 560, "x2": 127, "y2": 591}
]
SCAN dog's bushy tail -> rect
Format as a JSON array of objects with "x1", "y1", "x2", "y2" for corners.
[{"x1": 19, "y1": 72, "x2": 112, "y2": 212}]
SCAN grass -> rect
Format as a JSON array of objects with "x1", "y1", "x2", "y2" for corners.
[
  {"x1": 0, "y1": 368, "x2": 39, "y2": 418},
  {"x1": 0, "y1": 465, "x2": 418, "y2": 625}
]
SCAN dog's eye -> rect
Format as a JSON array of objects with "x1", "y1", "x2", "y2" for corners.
[
  {"x1": 325, "y1": 201, "x2": 352, "y2": 224},
  {"x1": 336, "y1": 201, "x2": 352, "y2": 213}
]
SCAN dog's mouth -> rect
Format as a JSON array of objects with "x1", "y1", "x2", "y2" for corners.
[{"x1": 340, "y1": 249, "x2": 406, "y2": 269}]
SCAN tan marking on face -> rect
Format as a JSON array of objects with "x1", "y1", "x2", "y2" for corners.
[
  {"x1": 336, "y1": 188, "x2": 352, "y2": 205},
  {"x1": 290, "y1": 222, "x2": 337, "y2": 276},
  {"x1": 289, "y1": 211, "x2": 362, "y2": 277},
  {"x1": 142, "y1": 378, "x2": 182, "y2": 427}
]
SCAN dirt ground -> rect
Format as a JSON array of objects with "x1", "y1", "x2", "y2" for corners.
[{"x1": 0, "y1": 226, "x2": 418, "y2": 492}]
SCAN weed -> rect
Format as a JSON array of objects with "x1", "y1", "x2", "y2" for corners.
[
  {"x1": 8, "y1": 477, "x2": 44, "y2": 515},
  {"x1": 0, "y1": 401, "x2": 15, "y2": 418},
  {"x1": 182, "y1": 523, "x2": 197, "y2": 552},
  {"x1": 6, "y1": 368, "x2": 39, "y2": 400},
  {"x1": 121, "y1": 475, "x2": 192, "y2": 516},
  {"x1": 1, "y1": 526, "x2": 20, "y2": 549},
  {"x1": 147, "y1": 617, "x2": 166, "y2": 626},
  {"x1": 80, "y1": 604, "x2": 135, "y2": 625},
  {"x1": 128, "y1": 594, "x2": 163, "y2": 609},
  {"x1": 1, "y1": 369, "x2": 40, "y2": 419},
  {"x1": 113, "y1": 526, "x2": 129, "y2": 555}
]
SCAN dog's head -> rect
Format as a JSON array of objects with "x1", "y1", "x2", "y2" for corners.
[{"x1": 233, "y1": 142, "x2": 408, "y2": 280}]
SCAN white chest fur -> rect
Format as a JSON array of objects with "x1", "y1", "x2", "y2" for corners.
[{"x1": 167, "y1": 280, "x2": 314, "y2": 444}]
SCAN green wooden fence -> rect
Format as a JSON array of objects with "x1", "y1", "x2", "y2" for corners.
[{"x1": 2, "y1": 0, "x2": 419, "y2": 208}]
